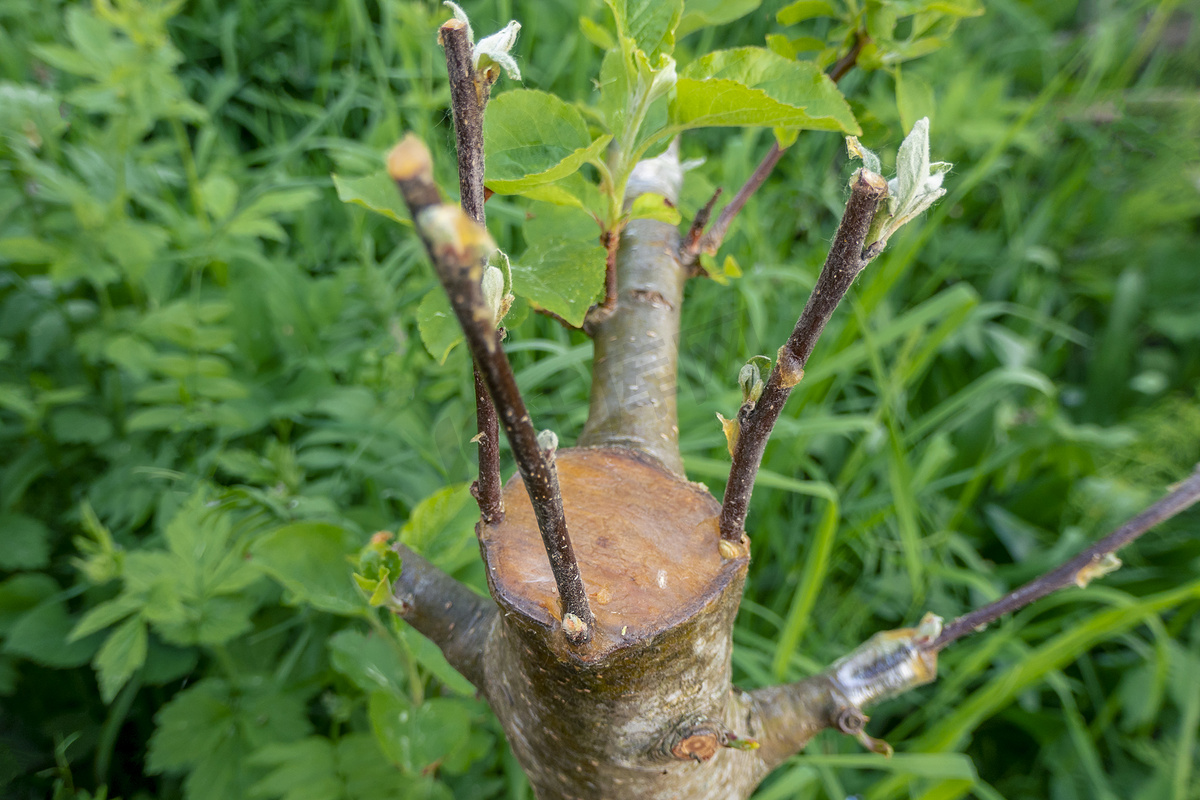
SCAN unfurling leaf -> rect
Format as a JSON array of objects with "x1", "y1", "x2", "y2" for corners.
[{"x1": 853, "y1": 117, "x2": 952, "y2": 257}]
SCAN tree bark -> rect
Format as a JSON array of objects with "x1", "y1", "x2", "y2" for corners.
[{"x1": 578, "y1": 147, "x2": 688, "y2": 475}]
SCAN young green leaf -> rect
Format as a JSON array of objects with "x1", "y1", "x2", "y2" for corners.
[
  {"x1": 332, "y1": 171, "x2": 410, "y2": 224},
  {"x1": 484, "y1": 90, "x2": 611, "y2": 193},
  {"x1": 671, "y1": 48, "x2": 859, "y2": 135},
  {"x1": 604, "y1": 0, "x2": 684, "y2": 60},
  {"x1": 627, "y1": 192, "x2": 682, "y2": 224},
  {"x1": 510, "y1": 237, "x2": 607, "y2": 327},
  {"x1": 853, "y1": 117, "x2": 952, "y2": 255}
]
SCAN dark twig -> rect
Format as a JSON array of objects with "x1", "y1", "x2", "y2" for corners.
[
  {"x1": 930, "y1": 464, "x2": 1200, "y2": 650},
  {"x1": 681, "y1": 32, "x2": 866, "y2": 268},
  {"x1": 682, "y1": 187, "x2": 723, "y2": 274},
  {"x1": 441, "y1": 17, "x2": 503, "y2": 525},
  {"x1": 827, "y1": 31, "x2": 867, "y2": 83},
  {"x1": 471, "y1": 366, "x2": 503, "y2": 524},
  {"x1": 718, "y1": 170, "x2": 888, "y2": 540},
  {"x1": 440, "y1": 19, "x2": 491, "y2": 221},
  {"x1": 389, "y1": 137, "x2": 595, "y2": 644},
  {"x1": 685, "y1": 143, "x2": 786, "y2": 265}
]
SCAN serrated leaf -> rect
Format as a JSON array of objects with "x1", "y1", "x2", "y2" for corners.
[
  {"x1": 671, "y1": 47, "x2": 859, "y2": 135},
  {"x1": 93, "y1": 614, "x2": 147, "y2": 703},
  {"x1": 511, "y1": 237, "x2": 607, "y2": 327},
  {"x1": 251, "y1": 523, "x2": 366, "y2": 616},
  {"x1": 605, "y1": 0, "x2": 683, "y2": 59},
  {"x1": 248, "y1": 738, "x2": 339, "y2": 800},
  {"x1": 679, "y1": 0, "x2": 762, "y2": 38},
  {"x1": 368, "y1": 692, "x2": 471, "y2": 775},
  {"x1": 416, "y1": 292, "x2": 463, "y2": 365},
  {"x1": 70, "y1": 593, "x2": 142, "y2": 641},
  {"x1": 250, "y1": 736, "x2": 439, "y2": 800},
  {"x1": 0, "y1": 513, "x2": 51, "y2": 570},
  {"x1": 332, "y1": 171, "x2": 410, "y2": 224},
  {"x1": 484, "y1": 90, "x2": 611, "y2": 193},
  {"x1": 148, "y1": 677, "x2": 311, "y2": 800}
]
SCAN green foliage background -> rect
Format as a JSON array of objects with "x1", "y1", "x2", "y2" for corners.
[{"x1": 1, "y1": 1, "x2": 1198, "y2": 799}]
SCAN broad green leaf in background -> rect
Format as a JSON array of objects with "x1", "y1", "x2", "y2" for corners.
[
  {"x1": 0, "y1": 574, "x2": 58, "y2": 636},
  {"x1": 368, "y1": 691, "x2": 472, "y2": 776},
  {"x1": 328, "y1": 629, "x2": 409, "y2": 698},
  {"x1": 896, "y1": 66, "x2": 936, "y2": 135},
  {"x1": 511, "y1": 236, "x2": 607, "y2": 327},
  {"x1": 678, "y1": 0, "x2": 762, "y2": 39},
  {"x1": 484, "y1": 89, "x2": 610, "y2": 193},
  {"x1": 333, "y1": 171, "x2": 410, "y2": 224},
  {"x1": 399, "y1": 483, "x2": 481, "y2": 573},
  {"x1": 4, "y1": 598, "x2": 103, "y2": 668},
  {"x1": 671, "y1": 47, "x2": 859, "y2": 135},
  {"x1": 252, "y1": 522, "x2": 366, "y2": 617},
  {"x1": 416, "y1": 291, "x2": 463, "y2": 365},
  {"x1": 0, "y1": 513, "x2": 50, "y2": 570}
]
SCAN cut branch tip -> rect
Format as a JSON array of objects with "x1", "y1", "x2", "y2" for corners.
[{"x1": 387, "y1": 135, "x2": 434, "y2": 182}]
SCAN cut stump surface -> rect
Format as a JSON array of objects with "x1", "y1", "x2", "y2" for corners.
[{"x1": 480, "y1": 446, "x2": 745, "y2": 657}]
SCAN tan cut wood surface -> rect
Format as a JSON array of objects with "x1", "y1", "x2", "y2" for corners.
[{"x1": 481, "y1": 447, "x2": 741, "y2": 652}]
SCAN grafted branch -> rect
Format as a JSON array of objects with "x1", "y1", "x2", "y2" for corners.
[
  {"x1": 389, "y1": 136, "x2": 595, "y2": 644},
  {"x1": 440, "y1": 18, "x2": 503, "y2": 525},
  {"x1": 747, "y1": 466, "x2": 1200, "y2": 768},
  {"x1": 719, "y1": 170, "x2": 888, "y2": 540},
  {"x1": 932, "y1": 462, "x2": 1200, "y2": 649},
  {"x1": 391, "y1": 544, "x2": 496, "y2": 689}
]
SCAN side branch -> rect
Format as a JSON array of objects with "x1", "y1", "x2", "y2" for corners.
[
  {"x1": 719, "y1": 170, "x2": 888, "y2": 540},
  {"x1": 440, "y1": 18, "x2": 503, "y2": 524},
  {"x1": 931, "y1": 462, "x2": 1200, "y2": 649},
  {"x1": 749, "y1": 468, "x2": 1200, "y2": 769},
  {"x1": 389, "y1": 136, "x2": 595, "y2": 644},
  {"x1": 391, "y1": 544, "x2": 497, "y2": 689}
]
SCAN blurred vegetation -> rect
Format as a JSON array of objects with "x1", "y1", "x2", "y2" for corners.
[{"x1": 1, "y1": 1, "x2": 1198, "y2": 799}]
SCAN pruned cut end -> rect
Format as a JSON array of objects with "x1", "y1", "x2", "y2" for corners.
[
  {"x1": 853, "y1": 168, "x2": 889, "y2": 195},
  {"x1": 480, "y1": 447, "x2": 746, "y2": 658},
  {"x1": 387, "y1": 134, "x2": 434, "y2": 182}
]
